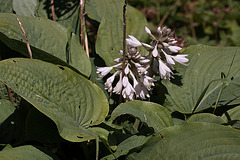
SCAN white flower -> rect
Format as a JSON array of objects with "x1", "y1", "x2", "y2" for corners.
[
  {"x1": 162, "y1": 49, "x2": 175, "y2": 66},
  {"x1": 113, "y1": 72, "x2": 123, "y2": 94},
  {"x1": 105, "y1": 70, "x2": 121, "y2": 92},
  {"x1": 168, "y1": 46, "x2": 182, "y2": 53},
  {"x1": 142, "y1": 75, "x2": 155, "y2": 90},
  {"x1": 126, "y1": 35, "x2": 142, "y2": 47},
  {"x1": 152, "y1": 44, "x2": 158, "y2": 57},
  {"x1": 96, "y1": 66, "x2": 113, "y2": 78},
  {"x1": 96, "y1": 63, "x2": 122, "y2": 78},
  {"x1": 158, "y1": 59, "x2": 172, "y2": 80},
  {"x1": 145, "y1": 26, "x2": 152, "y2": 35},
  {"x1": 171, "y1": 54, "x2": 189, "y2": 66},
  {"x1": 122, "y1": 80, "x2": 135, "y2": 100}
]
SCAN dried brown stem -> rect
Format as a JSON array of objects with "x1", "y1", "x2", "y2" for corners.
[
  {"x1": 159, "y1": 0, "x2": 180, "y2": 27},
  {"x1": 51, "y1": 0, "x2": 56, "y2": 21},
  {"x1": 119, "y1": 0, "x2": 128, "y2": 103},
  {"x1": 5, "y1": 85, "x2": 14, "y2": 105},
  {"x1": 80, "y1": 0, "x2": 85, "y2": 49},
  {"x1": 17, "y1": 18, "x2": 32, "y2": 59}
]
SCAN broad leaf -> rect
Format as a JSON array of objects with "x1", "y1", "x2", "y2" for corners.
[
  {"x1": 127, "y1": 122, "x2": 240, "y2": 160},
  {"x1": 0, "y1": 99, "x2": 15, "y2": 124},
  {"x1": 163, "y1": 45, "x2": 240, "y2": 113},
  {"x1": 0, "y1": 13, "x2": 91, "y2": 76},
  {"x1": 13, "y1": 0, "x2": 38, "y2": 17},
  {"x1": 86, "y1": 0, "x2": 148, "y2": 66},
  {"x1": 0, "y1": 58, "x2": 109, "y2": 142},
  {"x1": 187, "y1": 113, "x2": 226, "y2": 124},
  {"x1": 0, "y1": 145, "x2": 54, "y2": 160},
  {"x1": 111, "y1": 100, "x2": 173, "y2": 132}
]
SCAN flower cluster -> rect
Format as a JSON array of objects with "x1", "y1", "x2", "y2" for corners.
[
  {"x1": 97, "y1": 47, "x2": 154, "y2": 100},
  {"x1": 97, "y1": 26, "x2": 188, "y2": 100},
  {"x1": 127, "y1": 26, "x2": 188, "y2": 80}
]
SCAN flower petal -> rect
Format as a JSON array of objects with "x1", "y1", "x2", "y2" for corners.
[
  {"x1": 145, "y1": 26, "x2": 152, "y2": 35},
  {"x1": 126, "y1": 35, "x2": 142, "y2": 47},
  {"x1": 168, "y1": 46, "x2": 182, "y2": 53},
  {"x1": 152, "y1": 44, "x2": 158, "y2": 57},
  {"x1": 172, "y1": 54, "x2": 189, "y2": 66},
  {"x1": 162, "y1": 49, "x2": 175, "y2": 65}
]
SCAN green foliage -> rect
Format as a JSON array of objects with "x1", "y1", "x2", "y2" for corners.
[
  {"x1": 0, "y1": 0, "x2": 240, "y2": 159},
  {"x1": 111, "y1": 101, "x2": 173, "y2": 132},
  {"x1": 0, "y1": 58, "x2": 109, "y2": 142},
  {"x1": 0, "y1": 145, "x2": 54, "y2": 160},
  {"x1": 163, "y1": 45, "x2": 240, "y2": 113},
  {"x1": 127, "y1": 122, "x2": 240, "y2": 160},
  {"x1": 0, "y1": 13, "x2": 91, "y2": 76}
]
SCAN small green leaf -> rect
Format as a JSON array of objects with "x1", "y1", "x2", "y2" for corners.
[
  {"x1": 0, "y1": 99, "x2": 15, "y2": 125},
  {"x1": 13, "y1": 0, "x2": 38, "y2": 17},
  {"x1": 187, "y1": 113, "x2": 226, "y2": 124},
  {"x1": 222, "y1": 105, "x2": 240, "y2": 122},
  {"x1": 0, "y1": 58, "x2": 109, "y2": 142},
  {"x1": 127, "y1": 122, "x2": 240, "y2": 160},
  {"x1": 0, "y1": 145, "x2": 54, "y2": 160},
  {"x1": 111, "y1": 100, "x2": 173, "y2": 132}
]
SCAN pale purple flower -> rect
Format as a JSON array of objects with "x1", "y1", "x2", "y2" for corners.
[{"x1": 152, "y1": 44, "x2": 158, "y2": 57}]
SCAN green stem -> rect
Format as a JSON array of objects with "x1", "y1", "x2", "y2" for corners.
[{"x1": 133, "y1": 118, "x2": 141, "y2": 130}]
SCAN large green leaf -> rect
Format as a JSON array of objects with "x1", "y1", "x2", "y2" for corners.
[
  {"x1": 111, "y1": 100, "x2": 173, "y2": 132},
  {"x1": 0, "y1": 99, "x2": 15, "y2": 125},
  {"x1": 0, "y1": 58, "x2": 109, "y2": 142},
  {"x1": 163, "y1": 45, "x2": 240, "y2": 114},
  {"x1": 187, "y1": 113, "x2": 226, "y2": 124},
  {"x1": 13, "y1": 0, "x2": 38, "y2": 17},
  {"x1": 127, "y1": 122, "x2": 240, "y2": 160},
  {"x1": 86, "y1": 0, "x2": 148, "y2": 66},
  {"x1": 0, "y1": 145, "x2": 54, "y2": 160},
  {"x1": 0, "y1": 13, "x2": 91, "y2": 76}
]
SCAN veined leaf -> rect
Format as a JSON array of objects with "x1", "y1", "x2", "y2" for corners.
[
  {"x1": 187, "y1": 113, "x2": 226, "y2": 124},
  {"x1": 0, "y1": 145, "x2": 54, "y2": 160},
  {"x1": 111, "y1": 100, "x2": 173, "y2": 132},
  {"x1": 0, "y1": 58, "x2": 109, "y2": 142},
  {"x1": 127, "y1": 122, "x2": 240, "y2": 160},
  {"x1": 13, "y1": 0, "x2": 38, "y2": 17},
  {"x1": 86, "y1": 0, "x2": 148, "y2": 66},
  {"x1": 0, "y1": 13, "x2": 91, "y2": 76},
  {"x1": 163, "y1": 45, "x2": 240, "y2": 113}
]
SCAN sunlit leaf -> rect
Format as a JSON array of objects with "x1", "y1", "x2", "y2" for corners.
[
  {"x1": 163, "y1": 45, "x2": 240, "y2": 113},
  {"x1": 13, "y1": 0, "x2": 38, "y2": 17},
  {"x1": 0, "y1": 58, "x2": 109, "y2": 142},
  {"x1": 127, "y1": 122, "x2": 240, "y2": 160},
  {"x1": 0, "y1": 13, "x2": 91, "y2": 76},
  {"x1": 187, "y1": 113, "x2": 226, "y2": 124},
  {"x1": 0, "y1": 145, "x2": 54, "y2": 160},
  {"x1": 111, "y1": 100, "x2": 173, "y2": 132}
]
